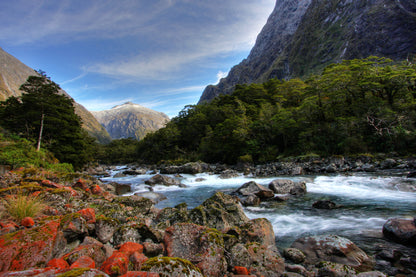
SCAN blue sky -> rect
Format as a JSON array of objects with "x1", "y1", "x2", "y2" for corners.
[{"x1": 0, "y1": 0, "x2": 275, "y2": 118}]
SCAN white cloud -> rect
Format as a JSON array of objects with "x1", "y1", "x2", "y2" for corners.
[
  {"x1": 216, "y1": 71, "x2": 229, "y2": 84},
  {"x1": 1, "y1": 1, "x2": 275, "y2": 81}
]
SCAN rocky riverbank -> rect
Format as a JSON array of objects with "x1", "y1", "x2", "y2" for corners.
[
  {"x1": 90, "y1": 155, "x2": 416, "y2": 179},
  {"x1": 0, "y1": 166, "x2": 415, "y2": 276}
]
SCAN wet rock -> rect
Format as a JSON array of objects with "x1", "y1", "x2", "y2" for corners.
[
  {"x1": 189, "y1": 192, "x2": 249, "y2": 232},
  {"x1": 283, "y1": 248, "x2": 306, "y2": 264},
  {"x1": 134, "y1": 192, "x2": 167, "y2": 204},
  {"x1": 164, "y1": 223, "x2": 227, "y2": 276},
  {"x1": 291, "y1": 234, "x2": 375, "y2": 272},
  {"x1": 141, "y1": 256, "x2": 204, "y2": 277},
  {"x1": 268, "y1": 179, "x2": 307, "y2": 195},
  {"x1": 382, "y1": 217, "x2": 416, "y2": 246},
  {"x1": 236, "y1": 181, "x2": 274, "y2": 200},
  {"x1": 240, "y1": 194, "x2": 261, "y2": 206},
  {"x1": 380, "y1": 158, "x2": 397, "y2": 169},
  {"x1": 115, "y1": 183, "x2": 132, "y2": 195},
  {"x1": 219, "y1": 169, "x2": 239, "y2": 179},
  {"x1": 145, "y1": 174, "x2": 184, "y2": 187},
  {"x1": 312, "y1": 200, "x2": 338, "y2": 209}
]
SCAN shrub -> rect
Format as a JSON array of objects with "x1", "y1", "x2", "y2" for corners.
[{"x1": 1, "y1": 193, "x2": 46, "y2": 221}]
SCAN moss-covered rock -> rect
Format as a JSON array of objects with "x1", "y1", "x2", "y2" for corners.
[
  {"x1": 189, "y1": 192, "x2": 249, "y2": 232},
  {"x1": 164, "y1": 223, "x2": 227, "y2": 276},
  {"x1": 141, "y1": 257, "x2": 203, "y2": 277}
]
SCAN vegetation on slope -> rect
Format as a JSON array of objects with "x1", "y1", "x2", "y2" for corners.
[
  {"x1": 0, "y1": 72, "x2": 96, "y2": 170},
  {"x1": 133, "y1": 57, "x2": 416, "y2": 165}
]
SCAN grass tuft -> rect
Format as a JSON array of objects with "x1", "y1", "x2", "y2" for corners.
[{"x1": 1, "y1": 193, "x2": 46, "y2": 221}]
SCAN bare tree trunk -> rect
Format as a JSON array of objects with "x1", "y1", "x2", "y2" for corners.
[{"x1": 36, "y1": 113, "x2": 44, "y2": 151}]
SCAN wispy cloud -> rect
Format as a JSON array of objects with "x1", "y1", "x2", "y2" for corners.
[{"x1": 0, "y1": 1, "x2": 274, "y2": 81}]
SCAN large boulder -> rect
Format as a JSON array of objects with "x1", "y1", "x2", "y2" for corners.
[
  {"x1": 0, "y1": 220, "x2": 66, "y2": 271},
  {"x1": 235, "y1": 181, "x2": 274, "y2": 200},
  {"x1": 382, "y1": 217, "x2": 416, "y2": 246},
  {"x1": 268, "y1": 179, "x2": 307, "y2": 195},
  {"x1": 291, "y1": 235, "x2": 374, "y2": 272},
  {"x1": 164, "y1": 223, "x2": 227, "y2": 276},
  {"x1": 145, "y1": 174, "x2": 184, "y2": 187},
  {"x1": 189, "y1": 192, "x2": 249, "y2": 231}
]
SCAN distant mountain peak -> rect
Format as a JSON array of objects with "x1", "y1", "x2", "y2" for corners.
[{"x1": 92, "y1": 102, "x2": 169, "y2": 140}]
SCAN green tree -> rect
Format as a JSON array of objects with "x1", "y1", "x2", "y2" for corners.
[{"x1": 0, "y1": 71, "x2": 93, "y2": 169}]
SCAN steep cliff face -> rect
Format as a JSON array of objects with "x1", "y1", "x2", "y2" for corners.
[
  {"x1": 91, "y1": 102, "x2": 170, "y2": 140},
  {"x1": 0, "y1": 47, "x2": 112, "y2": 144},
  {"x1": 199, "y1": 0, "x2": 416, "y2": 103}
]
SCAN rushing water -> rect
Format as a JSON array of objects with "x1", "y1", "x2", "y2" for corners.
[{"x1": 101, "y1": 169, "x2": 416, "y2": 248}]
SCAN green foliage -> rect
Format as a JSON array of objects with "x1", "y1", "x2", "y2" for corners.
[
  {"x1": 96, "y1": 138, "x2": 140, "y2": 164},
  {"x1": 132, "y1": 57, "x2": 416, "y2": 164},
  {"x1": 0, "y1": 129, "x2": 74, "y2": 171},
  {"x1": 0, "y1": 72, "x2": 95, "y2": 170}
]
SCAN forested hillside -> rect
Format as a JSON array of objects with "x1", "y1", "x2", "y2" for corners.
[{"x1": 135, "y1": 57, "x2": 416, "y2": 164}]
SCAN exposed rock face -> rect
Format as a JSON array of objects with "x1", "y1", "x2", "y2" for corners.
[
  {"x1": 0, "y1": 47, "x2": 111, "y2": 143},
  {"x1": 92, "y1": 102, "x2": 169, "y2": 140},
  {"x1": 199, "y1": 0, "x2": 416, "y2": 103},
  {"x1": 382, "y1": 217, "x2": 416, "y2": 246}
]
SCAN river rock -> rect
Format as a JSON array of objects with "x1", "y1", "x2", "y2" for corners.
[
  {"x1": 235, "y1": 181, "x2": 274, "y2": 200},
  {"x1": 240, "y1": 194, "x2": 261, "y2": 206},
  {"x1": 219, "y1": 169, "x2": 239, "y2": 179},
  {"x1": 145, "y1": 174, "x2": 185, "y2": 187},
  {"x1": 189, "y1": 192, "x2": 249, "y2": 232},
  {"x1": 312, "y1": 200, "x2": 338, "y2": 209},
  {"x1": 291, "y1": 234, "x2": 375, "y2": 272},
  {"x1": 228, "y1": 243, "x2": 285, "y2": 277},
  {"x1": 268, "y1": 179, "x2": 307, "y2": 195},
  {"x1": 164, "y1": 223, "x2": 227, "y2": 276},
  {"x1": 115, "y1": 183, "x2": 131, "y2": 195},
  {"x1": 382, "y1": 217, "x2": 416, "y2": 246},
  {"x1": 283, "y1": 248, "x2": 306, "y2": 264},
  {"x1": 134, "y1": 191, "x2": 167, "y2": 203}
]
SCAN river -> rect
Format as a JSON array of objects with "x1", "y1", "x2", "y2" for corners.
[{"x1": 101, "y1": 169, "x2": 416, "y2": 249}]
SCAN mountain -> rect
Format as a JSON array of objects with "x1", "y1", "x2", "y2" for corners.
[
  {"x1": 91, "y1": 102, "x2": 170, "y2": 140},
  {"x1": 199, "y1": 0, "x2": 416, "y2": 103},
  {"x1": 0, "y1": 47, "x2": 112, "y2": 144}
]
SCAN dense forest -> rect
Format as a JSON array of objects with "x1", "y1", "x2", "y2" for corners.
[
  {"x1": 1, "y1": 57, "x2": 416, "y2": 168},
  {"x1": 133, "y1": 57, "x2": 416, "y2": 165}
]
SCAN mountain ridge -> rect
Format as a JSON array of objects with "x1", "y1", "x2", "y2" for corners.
[
  {"x1": 0, "y1": 47, "x2": 112, "y2": 144},
  {"x1": 199, "y1": 0, "x2": 416, "y2": 103},
  {"x1": 92, "y1": 102, "x2": 170, "y2": 140}
]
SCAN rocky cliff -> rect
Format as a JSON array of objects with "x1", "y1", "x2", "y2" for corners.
[
  {"x1": 0, "y1": 47, "x2": 112, "y2": 143},
  {"x1": 199, "y1": 0, "x2": 416, "y2": 103},
  {"x1": 92, "y1": 102, "x2": 170, "y2": 140}
]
